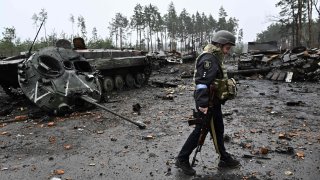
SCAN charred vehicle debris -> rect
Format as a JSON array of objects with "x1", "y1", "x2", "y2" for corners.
[
  {"x1": 229, "y1": 41, "x2": 320, "y2": 82},
  {"x1": 1, "y1": 38, "x2": 320, "y2": 122},
  {"x1": 0, "y1": 32, "x2": 197, "y2": 125},
  {"x1": 0, "y1": 36, "x2": 320, "y2": 179},
  {"x1": 0, "y1": 37, "x2": 196, "y2": 97},
  {"x1": 0, "y1": 37, "x2": 148, "y2": 128}
]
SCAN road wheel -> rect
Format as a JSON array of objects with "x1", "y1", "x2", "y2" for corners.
[
  {"x1": 125, "y1": 74, "x2": 135, "y2": 88},
  {"x1": 103, "y1": 76, "x2": 114, "y2": 92},
  {"x1": 134, "y1": 73, "x2": 145, "y2": 88},
  {"x1": 114, "y1": 75, "x2": 124, "y2": 90}
]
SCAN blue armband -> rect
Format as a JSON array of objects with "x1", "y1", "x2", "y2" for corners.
[{"x1": 196, "y1": 84, "x2": 207, "y2": 90}]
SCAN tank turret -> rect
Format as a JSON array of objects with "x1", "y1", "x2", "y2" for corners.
[{"x1": 17, "y1": 46, "x2": 102, "y2": 115}]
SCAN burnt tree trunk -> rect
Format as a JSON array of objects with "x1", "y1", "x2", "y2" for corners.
[
  {"x1": 297, "y1": 0, "x2": 303, "y2": 46},
  {"x1": 307, "y1": 0, "x2": 313, "y2": 47}
]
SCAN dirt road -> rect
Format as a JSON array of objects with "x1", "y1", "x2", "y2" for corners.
[{"x1": 1, "y1": 63, "x2": 319, "y2": 180}]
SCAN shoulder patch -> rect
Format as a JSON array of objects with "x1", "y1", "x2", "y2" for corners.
[{"x1": 203, "y1": 60, "x2": 212, "y2": 70}]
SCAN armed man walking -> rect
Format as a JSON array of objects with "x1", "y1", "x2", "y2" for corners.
[{"x1": 175, "y1": 30, "x2": 240, "y2": 175}]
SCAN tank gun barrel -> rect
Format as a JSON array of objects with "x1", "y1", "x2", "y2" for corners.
[
  {"x1": 227, "y1": 67, "x2": 272, "y2": 78},
  {"x1": 80, "y1": 95, "x2": 146, "y2": 129}
]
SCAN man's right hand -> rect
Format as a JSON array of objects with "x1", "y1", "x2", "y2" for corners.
[{"x1": 199, "y1": 107, "x2": 208, "y2": 114}]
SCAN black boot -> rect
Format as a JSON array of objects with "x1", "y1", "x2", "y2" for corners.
[
  {"x1": 175, "y1": 158, "x2": 196, "y2": 175},
  {"x1": 218, "y1": 155, "x2": 240, "y2": 168}
]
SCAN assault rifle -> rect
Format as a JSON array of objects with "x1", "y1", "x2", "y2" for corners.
[
  {"x1": 189, "y1": 109, "x2": 212, "y2": 167},
  {"x1": 189, "y1": 84, "x2": 216, "y2": 167}
]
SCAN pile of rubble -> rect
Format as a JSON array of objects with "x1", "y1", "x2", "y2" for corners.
[
  {"x1": 236, "y1": 41, "x2": 320, "y2": 82},
  {"x1": 265, "y1": 47, "x2": 320, "y2": 82}
]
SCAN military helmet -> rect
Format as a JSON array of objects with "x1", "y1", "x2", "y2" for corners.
[{"x1": 212, "y1": 30, "x2": 236, "y2": 46}]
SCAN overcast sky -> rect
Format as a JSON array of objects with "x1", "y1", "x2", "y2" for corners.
[{"x1": 0, "y1": 0, "x2": 280, "y2": 43}]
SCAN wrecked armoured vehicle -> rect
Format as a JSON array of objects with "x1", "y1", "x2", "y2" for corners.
[
  {"x1": 227, "y1": 41, "x2": 280, "y2": 78},
  {"x1": 0, "y1": 38, "x2": 103, "y2": 114},
  {"x1": 0, "y1": 42, "x2": 146, "y2": 128},
  {"x1": 17, "y1": 46, "x2": 102, "y2": 114},
  {"x1": 1, "y1": 38, "x2": 153, "y2": 97},
  {"x1": 76, "y1": 49, "x2": 152, "y2": 92},
  {"x1": 0, "y1": 19, "x2": 146, "y2": 127},
  {"x1": 238, "y1": 41, "x2": 281, "y2": 70},
  {"x1": 73, "y1": 37, "x2": 152, "y2": 92}
]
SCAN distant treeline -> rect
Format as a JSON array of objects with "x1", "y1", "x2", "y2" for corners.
[
  {"x1": 0, "y1": 2, "x2": 241, "y2": 57},
  {"x1": 1, "y1": 1, "x2": 319, "y2": 57}
]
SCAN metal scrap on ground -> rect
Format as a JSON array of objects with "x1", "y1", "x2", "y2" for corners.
[{"x1": 232, "y1": 41, "x2": 320, "y2": 82}]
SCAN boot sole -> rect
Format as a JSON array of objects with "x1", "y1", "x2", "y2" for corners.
[{"x1": 175, "y1": 162, "x2": 196, "y2": 175}]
